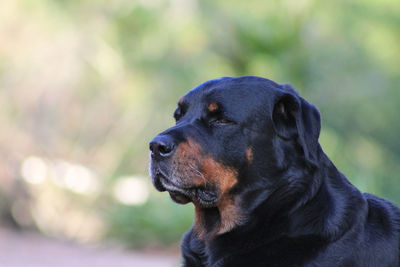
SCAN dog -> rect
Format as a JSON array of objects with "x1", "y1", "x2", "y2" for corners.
[{"x1": 149, "y1": 76, "x2": 400, "y2": 266}]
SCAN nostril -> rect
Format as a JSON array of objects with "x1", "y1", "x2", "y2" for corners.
[
  {"x1": 158, "y1": 144, "x2": 167, "y2": 155},
  {"x1": 149, "y1": 136, "x2": 175, "y2": 158},
  {"x1": 159, "y1": 143, "x2": 174, "y2": 156}
]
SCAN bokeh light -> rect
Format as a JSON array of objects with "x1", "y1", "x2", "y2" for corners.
[{"x1": 0, "y1": 0, "x2": 398, "y2": 258}]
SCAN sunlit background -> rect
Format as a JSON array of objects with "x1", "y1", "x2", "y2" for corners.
[{"x1": 0, "y1": 0, "x2": 399, "y2": 264}]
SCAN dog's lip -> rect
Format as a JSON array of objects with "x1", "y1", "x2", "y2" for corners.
[
  {"x1": 152, "y1": 168, "x2": 218, "y2": 207},
  {"x1": 168, "y1": 191, "x2": 191, "y2": 204},
  {"x1": 153, "y1": 167, "x2": 194, "y2": 190},
  {"x1": 160, "y1": 175, "x2": 218, "y2": 207},
  {"x1": 155, "y1": 174, "x2": 193, "y2": 204},
  {"x1": 157, "y1": 173, "x2": 193, "y2": 190}
]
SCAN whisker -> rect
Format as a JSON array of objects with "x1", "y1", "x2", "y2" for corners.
[{"x1": 188, "y1": 163, "x2": 207, "y2": 187}]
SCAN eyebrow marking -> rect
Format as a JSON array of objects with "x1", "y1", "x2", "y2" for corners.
[
  {"x1": 178, "y1": 97, "x2": 184, "y2": 105},
  {"x1": 208, "y1": 102, "x2": 219, "y2": 112}
]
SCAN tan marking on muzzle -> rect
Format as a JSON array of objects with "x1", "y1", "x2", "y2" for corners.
[
  {"x1": 173, "y1": 138, "x2": 205, "y2": 187},
  {"x1": 194, "y1": 158, "x2": 243, "y2": 237},
  {"x1": 175, "y1": 138, "x2": 202, "y2": 158},
  {"x1": 173, "y1": 139, "x2": 244, "y2": 238}
]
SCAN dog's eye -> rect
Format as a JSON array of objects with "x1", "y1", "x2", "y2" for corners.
[
  {"x1": 209, "y1": 117, "x2": 234, "y2": 126},
  {"x1": 216, "y1": 118, "x2": 230, "y2": 124}
]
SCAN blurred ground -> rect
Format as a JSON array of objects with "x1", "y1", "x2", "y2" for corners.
[
  {"x1": 0, "y1": 0, "x2": 398, "y2": 255},
  {"x1": 0, "y1": 228, "x2": 180, "y2": 267}
]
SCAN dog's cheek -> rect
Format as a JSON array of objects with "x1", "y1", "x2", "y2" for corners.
[
  {"x1": 173, "y1": 138, "x2": 207, "y2": 186},
  {"x1": 201, "y1": 158, "x2": 247, "y2": 234},
  {"x1": 201, "y1": 158, "x2": 238, "y2": 194}
]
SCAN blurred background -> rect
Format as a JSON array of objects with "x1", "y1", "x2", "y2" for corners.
[{"x1": 0, "y1": 0, "x2": 399, "y2": 265}]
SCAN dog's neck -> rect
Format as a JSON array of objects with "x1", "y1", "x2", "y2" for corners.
[
  {"x1": 190, "y1": 150, "x2": 367, "y2": 257},
  {"x1": 195, "y1": 152, "x2": 366, "y2": 251},
  {"x1": 191, "y1": 154, "x2": 326, "y2": 241},
  {"x1": 289, "y1": 155, "x2": 367, "y2": 239},
  {"x1": 256, "y1": 152, "x2": 366, "y2": 241}
]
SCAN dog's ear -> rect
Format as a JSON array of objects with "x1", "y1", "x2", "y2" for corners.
[{"x1": 272, "y1": 85, "x2": 321, "y2": 166}]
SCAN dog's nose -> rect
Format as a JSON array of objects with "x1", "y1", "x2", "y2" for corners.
[{"x1": 149, "y1": 135, "x2": 176, "y2": 160}]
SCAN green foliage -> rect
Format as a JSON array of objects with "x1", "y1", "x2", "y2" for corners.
[
  {"x1": 105, "y1": 195, "x2": 193, "y2": 248},
  {"x1": 0, "y1": 0, "x2": 399, "y2": 248}
]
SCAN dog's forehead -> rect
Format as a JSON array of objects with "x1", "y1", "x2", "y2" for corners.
[{"x1": 182, "y1": 77, "x2": 282, "y2": 114}]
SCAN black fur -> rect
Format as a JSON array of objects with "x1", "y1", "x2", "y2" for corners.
[{"x1": 149, "y1": 76, "x2": 400, "y2": 266}]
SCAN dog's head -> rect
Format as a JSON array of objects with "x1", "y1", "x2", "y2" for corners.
[{"x1": 149, "y1": 76, "x2": 321, "y2": 221}]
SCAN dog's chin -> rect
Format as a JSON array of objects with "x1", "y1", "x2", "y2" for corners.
[
  {"x1": 169, "y1": 191, "x2": 191, "y2": 204},
  {"x1": 168, "y1": 189, "x2": 218, "y2": 208},
  {"x1": 151, "y1": 173, "x2": 219, "y2": 207},
  {"x1": 151, "y1": 173, "x2": 192, "y2": 204}
]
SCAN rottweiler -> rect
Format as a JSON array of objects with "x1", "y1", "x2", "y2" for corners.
[{"x1": 149, "y1": 76, "x2": 400, "y2": 266}]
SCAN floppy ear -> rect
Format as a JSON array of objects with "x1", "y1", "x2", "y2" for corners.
[{"x1": 272, "y1": 86, "x2": 321, "y2": 166}]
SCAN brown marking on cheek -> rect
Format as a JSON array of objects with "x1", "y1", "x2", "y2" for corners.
[
  {"x1": 173, "y1": 138, "x2": 206, "y2": 187},
  {"x1": 173, "y1": 145, "x2": 245, "y2": 237},
  {"x1": 178, "y1": 97, "x2": 184, "y2": 105},
  {"x1": 217, "y1": 198, "x2": 244, "y2": 234},
  {"x1": 246, "y1": 147, "x2": 253, "y2": 164},
  {"x1": 201, "y1": 158, "x2": 236, "y2": 186},
  {"x1": 208, "y1": 102, "x2": 219, "y2": 112},
  {"x1": 199, "y1": 158, "x2": 244, "y2": 235},
  {"x1": 172, "y1": 140, "x2": 244, "y2": 237},
  {"x1": 193, "y1": 205, "x2": 206, "y2": 239}
]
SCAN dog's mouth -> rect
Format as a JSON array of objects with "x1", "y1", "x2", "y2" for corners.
[
  {"x1": 156, "y1": 173, "x2": 192, "y2": 204},
  {"x1": 151, "y1": 167, "x2": 218, "y2": 207}
]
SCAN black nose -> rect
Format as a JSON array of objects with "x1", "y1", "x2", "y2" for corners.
[{"x1": 149, "y1": 135, "x2": 176, "y2": 159}]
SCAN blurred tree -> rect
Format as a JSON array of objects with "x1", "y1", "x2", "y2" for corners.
[{"x1": 0, "y1": 0, "x2": 399, "y2": 247}]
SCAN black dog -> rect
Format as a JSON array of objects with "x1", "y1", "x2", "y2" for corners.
[{"x1": 149, "y1": 76, "x2": 400, "y2": 266}]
